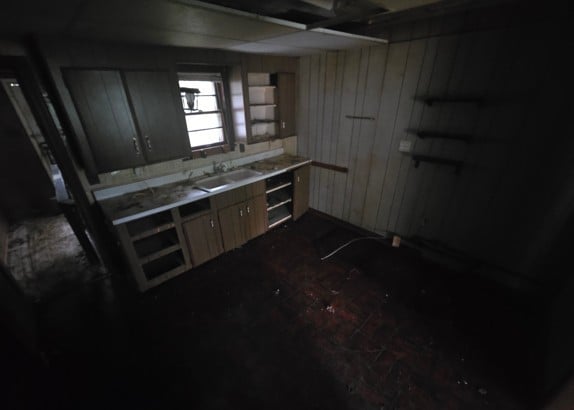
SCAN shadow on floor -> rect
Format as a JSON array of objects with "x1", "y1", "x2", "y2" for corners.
[{"x1": 11, "y1": 212, "x2": 540, "y2": 409}]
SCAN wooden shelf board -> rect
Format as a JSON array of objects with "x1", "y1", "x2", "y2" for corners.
[
  {"x1": 265, "y1": 182, "x2": 292, "y2": 194},
  {"x1": 268, "y1": 214, "x2": 292, "y2": 229},
  {"x1": 267, "y1": 198, "x2": 292, "y2": 212},
  {"x1": 130, "y1": 222, "x2": 176, "y2": 242},
  {"x1": 139, "y1": 244, "x2": 181, "y2": 265}
]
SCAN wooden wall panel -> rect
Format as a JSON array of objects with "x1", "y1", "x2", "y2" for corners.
[{"x1": 298, "y1": 21, "x2": 568, "y2": 279}]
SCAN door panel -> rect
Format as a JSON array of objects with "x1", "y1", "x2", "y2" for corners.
[
  {"x1": 293, "y1": 165, "x2": 310, "y2": 220},
  {"x1": 246, "y1": 194, "x2": 267, "y2": 240},
  {"x1": 182, "y1": 213, "x2": 223, "y2": 266},
  {"x1": 277, "y1": 72, "x2": 295, "y2": 138},
  {"x1": 123, "y1": 70, "x2": 190, "y2": 163},
  {"x1": 64, "y1": 69, "x2": 145, "y2": 172},
  {"x1": 218, "y1": 204, "x2": 246, "y2": 252}
]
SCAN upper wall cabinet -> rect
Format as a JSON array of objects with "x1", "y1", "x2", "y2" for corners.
[
  {"x1": 64, "y1": 69, "x2": 190, "y2": 173},
  {"x1": 245, "y1": 72, "x2": 296, "y2": 144},
  {"x1": 123, "y1": 71, "x2": 190, "y2": 164},
  {"x1": 274, "y1": 73, "x2": 296, "y2": 139},
  {"x1": 64, "y1": 69, "x2": 146, "y2": 172}
]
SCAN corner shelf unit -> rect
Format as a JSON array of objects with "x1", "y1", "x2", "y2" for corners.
[
  {"x1": 247, "y1": 73, "x2": 278, "y2": 140},
  {"x1": 265, "y1": 173, "x2": 293, "y2": 229}
]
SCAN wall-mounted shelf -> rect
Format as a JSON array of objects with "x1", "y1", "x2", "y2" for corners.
[
  {"x1": 411, "y1": 155, "x2": 463, "y2": 175},
  {"x1": 416, "y1": 96, "x2": 484, "y2": 107},
  {"x1": 409, "y1": 130, "x2": 473, "y2": 143}
]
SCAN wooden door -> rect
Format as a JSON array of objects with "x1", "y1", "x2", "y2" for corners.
[
  {"x1": 276, "y1": 72, "x2": 296, "y2": 138},
  {"x1": 218, "y1": 203, "x2": 247, "y2": 252},
  {"x1": 292, "y1": 165, "x2": 310, "y2": 220},
  {"x1": 246, "y1": 194, "x2": 267, "y2": 240},
  {"x1": 182, "y1": 213, "x2": 223, "y2": 266},
  {"x1": 63, "y1": 69, "x2": 145, "y2": 172},
  {"x1": 123, "y1": 70, "x2": 191, "y2": 163}
]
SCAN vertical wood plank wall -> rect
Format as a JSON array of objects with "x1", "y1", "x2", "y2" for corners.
[{"x1": 298, "y1": 20, "x2": 568, "y2": 278}]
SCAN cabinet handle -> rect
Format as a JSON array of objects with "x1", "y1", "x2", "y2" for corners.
[
  {"x1": 239, "y1": 209, "x2": 243, "y2": 217},
  {"x1": 297, "y1": 176, "x2": 300, "y2": 183},
  {"x1": 132, "y1": 137, "x2": 140, "y2": 155},
  {"x1": 210, "y1": 219, "x2": 214, "y2": 228},
  {"x1": 282, "y1": 121, "x2": 286, "y2": 129},
  {"x1": 145, "y1": 136, "x2": 152, "y2": 151},
  {"x1": 246, "y1": 206, "x2": 250, "y2": 214}
]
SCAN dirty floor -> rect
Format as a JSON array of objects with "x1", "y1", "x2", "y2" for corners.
[
  {"x1": 10, "y1": 212, "x2": 535, "y2": 409},
  {"x1": 6, "y1": 214, "x2": 107, "y2": 301}
]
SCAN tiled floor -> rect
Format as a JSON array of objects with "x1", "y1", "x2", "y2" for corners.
[
  {"x1": 14, "y1": 212, "x2": 536, "y2": 409},
  {"x1": 6, "y1": 214, "x2": 107, "y2": 301}
]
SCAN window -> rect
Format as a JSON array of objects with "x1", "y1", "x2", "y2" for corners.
[{"x1": 177, "y1": 68, "x2": 232, "y2": 152}]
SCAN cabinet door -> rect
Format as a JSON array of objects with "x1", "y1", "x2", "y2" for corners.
[
  {"x1": 292, "y1": 165, "x2": 310, "y2": 220},
  {"x1": 218, "y1": 203, "x2": 247, "y2": 252},
  {"x1": 182, "y1": 213, "x2": 223, "y2": 266},
  {"x1": 123, "y1": 70, "x2": 191, "y2": 163},
  {"x1": 245, "y1": 194, "x2": 267, "y2": 240},
  {"x1": 64, "y1": 69, "x2": 145, "y2": 172},
  {"x1": 277, "y1": 72, "x2": 296, "y2": 138}
]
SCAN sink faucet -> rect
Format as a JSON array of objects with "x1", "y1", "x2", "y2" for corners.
[{"x1": 213, "y1": 161, "x2": 227, "y2": 174}]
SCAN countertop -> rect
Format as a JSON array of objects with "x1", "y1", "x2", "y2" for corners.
[{"x1": 98, "y1": 154, "x2": 311, "y2": 226}]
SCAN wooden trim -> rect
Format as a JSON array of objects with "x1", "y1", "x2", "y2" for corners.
[
  {"x1": 311, "y1": 161, "x2": 349, "y2": 173},
  {"x1": 170, "y1": 208, "x2": 192, "y2": 268},
  {"x1": 116, "y1": 224, "x2": 148, "y2": 292}
]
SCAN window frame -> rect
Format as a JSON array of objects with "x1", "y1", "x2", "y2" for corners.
[{"x1": 176, "y1": 65, "x2": 234, "y2": 158}]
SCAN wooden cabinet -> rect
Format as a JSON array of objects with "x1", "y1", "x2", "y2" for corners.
[
  {"x1": 116, "y1": 209, "x2": 191, "y2": 292},
  {"x1": 123, "y1": 70, "x2": 190, "y2": 163},
  {"x1": 246, "y1": 72, "x2": 296, "y2": 143},
  {"x1": 218, "y1": 203, "x2": 247, "y2": 252},
  {"x1": 64, "y1": 68, "x2": 190, "y2": 172},
  {"x1": 182, "y1": 212, "x2": 223, "y2": 266},
  {"x1": 245, "y1": 194, "x2": 268, "y2": 239},
  {"x1": 293, "y1": 165, "x2": 310, "y2": 221},
  {"x1": 114, "y1": 164, "x2": 307, "y2": 291},
  {"x1": 214, "y1": 182, "x2": 266, "y2": 251},
  {"x1": 275, "y1": 73, "x2": 296, "y2": 138},
  {"x1": 64, "y1": 69, "x2": 146, "y2": 172}
]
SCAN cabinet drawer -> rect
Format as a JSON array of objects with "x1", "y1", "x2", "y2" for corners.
[{"x1": 210, "y1": 186, "x2": 247, "y2": 209}]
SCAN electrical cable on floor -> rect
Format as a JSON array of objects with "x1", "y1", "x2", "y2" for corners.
[{"x1": 320, "y1": 236, "x2": 387, "y2": 261}]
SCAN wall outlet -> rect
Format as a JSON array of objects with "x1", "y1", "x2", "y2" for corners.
[{"x1": 399, "y1": 140, "x2": 413, "y2": 153}]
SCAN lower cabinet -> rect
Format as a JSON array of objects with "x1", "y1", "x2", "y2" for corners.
[
  {"x1": 218, "y1": 195, "x2": 267, "y2": 252},
  {"x1": 182, "y1": 212, "x2": 223, "y2": 266},
  {"x1": 218, "y1": 203, "x2": 247, "y2": 252},
  {"x1": 115, "y1": 164, "x2": 308, "y2": 292},
  {"x1": 293, "y1": 165, "x2": 310, "y2": 221},
  {"x1": 246, "y1": 194, "x2": 267, "y2": 239}
]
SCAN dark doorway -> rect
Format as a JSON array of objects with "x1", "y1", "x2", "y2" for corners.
[{"x1": 0, "y1": 72, "x2": 104, "y2": 301}]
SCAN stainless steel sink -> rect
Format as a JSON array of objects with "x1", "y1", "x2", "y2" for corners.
[
  {"x1": 224, "y1": 168, "x2": 261, "y2": 181},
  {"x1": 193, "y1": 168, "x2": 262, "y2": 192}
]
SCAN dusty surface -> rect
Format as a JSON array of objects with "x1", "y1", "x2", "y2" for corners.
[
  {"x1": 16, "y1": 212, "x2": 538, "y2": 410},
  {"x1": 97, "y1": 154, "x2": 310, "y2": 225},
  {"x1": 6, "y1": 214, "x2": 106, "y2": 301}
]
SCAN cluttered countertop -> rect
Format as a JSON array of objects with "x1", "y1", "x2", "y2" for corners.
[{"x1": 97, "y1": 154, "x2": 311, "y2": 226}]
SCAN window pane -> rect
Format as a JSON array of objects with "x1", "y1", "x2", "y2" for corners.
[
  {"x1": 188, "y1": 128, "x2": 224, "y2": 148},
  {"x1": 179, "y1": 80, "x2": 215, "y2": 95},
  {"x1": 194, "y1": 95, "x2": 218, "y2": 112},
  {"x1": 185, "y1": 112, "x2": 222, "y2": 132}
]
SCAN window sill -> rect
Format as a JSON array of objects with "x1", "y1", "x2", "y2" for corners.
[{"x1": 187, "y1": 143, "x2": 231, "y2": 160}]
